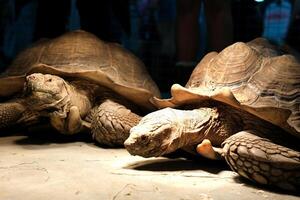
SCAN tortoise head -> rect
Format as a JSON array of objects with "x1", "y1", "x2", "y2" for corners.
[
  {"x1": 24, "y1": 73, "x2": 70, "y2": 113},
  {"x1": 124, "y1": 108, "x2": 179, "y2": 157}
]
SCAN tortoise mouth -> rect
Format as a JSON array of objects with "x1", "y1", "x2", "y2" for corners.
[
  {"x1": 25, "y1": 85, "x2": 57, "y2": 96},
  {"x1": 27, "y1": 90, "x2": 71, "y2": 117},
  {"x1": 124, "y1": 136, "x2": 168, "y2": 158},
  {"x1": 24, "y1": 82, "x2": 61, "y2": 102}
]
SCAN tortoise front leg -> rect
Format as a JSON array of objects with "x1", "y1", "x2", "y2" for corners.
[
  {"x1": 87, "y1": 99, "x2": 142, "y2": 146},
  {"x1": 222, "y1": 130, "x2": 300, "y2": 191},
  {"x1": 0, "y1": 100, "x2": 39, "y2": 129},
  {"x1": 50, "y1": 106, "x2": 87, "y2": 135}
]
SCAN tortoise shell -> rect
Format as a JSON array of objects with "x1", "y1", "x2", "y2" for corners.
[
  {"x1": 152, "y1": 38, "x2": 300, "y2": 137},
  {"x1": 0, "y1": 30, "x2": 160, "y2": 110}
]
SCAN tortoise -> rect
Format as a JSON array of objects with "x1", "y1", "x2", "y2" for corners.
[
  {"x1": 124, "y1": 38, "x2": 300, "y2": 191},
  {"x1": 0, "y1": 30, "x2": 160, "y2": 146}
]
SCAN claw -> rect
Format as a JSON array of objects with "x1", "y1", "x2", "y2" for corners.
[{"x1": 196, "y1": 139, "x2": 223, "y2": 160}]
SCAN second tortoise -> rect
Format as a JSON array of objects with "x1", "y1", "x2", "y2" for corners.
[{"x1": 124, "y1": 39, "x2": 300, "y2": 191}]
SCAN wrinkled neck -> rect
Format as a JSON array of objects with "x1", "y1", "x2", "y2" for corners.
[
  {"x1": 180, "y1": 108, "x2": 217, "y2": 135},
  {"x1": 165, "y1": 108, "x2": 219, "y2": 154},
  {"x1": 167, "y1": 106, "x2": 241, "y2": 153}
]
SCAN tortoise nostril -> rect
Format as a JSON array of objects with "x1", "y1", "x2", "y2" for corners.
[
  {"x1": 27, "y1": 75, "x2": 36, "y2": 81},
  {"x1": 140, "y1": 135, "x2": 147, "y2": 141}
]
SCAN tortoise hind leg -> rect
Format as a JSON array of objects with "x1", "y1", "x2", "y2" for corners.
[
  {"x1": 87, "y1": 99, "x2": 142, "y2": 146},
  {"x1": 222, "y1": 130, "x2": 300, "y2": 191}
]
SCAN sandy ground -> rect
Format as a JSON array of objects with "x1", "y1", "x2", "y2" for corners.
[{"x1": 0, "y1": 131, "x2": 299, "y2": 200}]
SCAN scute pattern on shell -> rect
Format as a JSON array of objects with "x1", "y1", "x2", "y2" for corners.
[{"x1": 187, "y1": 42, "x2": 263, "y2": 90}]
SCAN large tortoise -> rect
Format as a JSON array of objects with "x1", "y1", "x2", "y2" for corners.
[
  {"x1": 124, "y1": 38, "x2": 300, "y2": 191},
  {"x1": 0, "y1": 30, "x2": 160, "y2": 146}
]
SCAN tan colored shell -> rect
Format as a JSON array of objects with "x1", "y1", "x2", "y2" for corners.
[
  {"x1": 0, "y1": 30, "x2": 160, "y2": 110},
  {"x1": 152, "y1": 38, "x2": 300, "y2": 137}
]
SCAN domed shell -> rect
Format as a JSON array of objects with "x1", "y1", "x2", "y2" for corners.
[
  {"x1": 0, "y1": 30, "x2": 160, "y2": 110},
  {"x1": 152, "y1": 38, "x2": 300, "y2": 137}
]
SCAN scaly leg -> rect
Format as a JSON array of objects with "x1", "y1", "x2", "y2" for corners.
[
  {"x1": 0, "y1": 100, "x2": 39, "y2": 129},
  {"x1": 88, "y1": 99, "x2": 141, "y2": 146},
  {"x1": 222, "y1": 130, "x2": 300, "y2": 191}
]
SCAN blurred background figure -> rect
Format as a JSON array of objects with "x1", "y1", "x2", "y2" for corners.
[
  {"x1": 284, "y1": 0, "x2": 300, "y2": 57},
  {"x1": 262, "y1": 0, "x2": 292, "y2": 45},
  {"x1": 0, "y1": 0, "x2": 299, "y2": 94}
]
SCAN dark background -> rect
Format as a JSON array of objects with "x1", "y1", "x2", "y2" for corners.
[{"x1": 0, "y1": 0, "x2": 299, "y2": 95}]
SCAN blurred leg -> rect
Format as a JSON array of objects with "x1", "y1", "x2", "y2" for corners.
[
  {"x1": 176, "y1": 0, "x2": 201, "y2": 62},
  {"x1": 204, "y1": 0, "x2": 233, "y2": 52}
]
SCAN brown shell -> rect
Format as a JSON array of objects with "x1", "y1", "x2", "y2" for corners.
[
  {"x1": 0, "y1": 30, "x2": 160, "y2": 110},
  {"x1": 152, "y1": 38, "x2": 300, "y2": 137}
]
